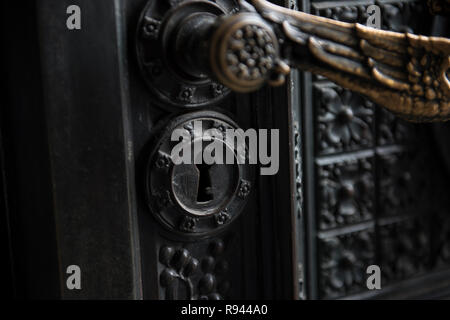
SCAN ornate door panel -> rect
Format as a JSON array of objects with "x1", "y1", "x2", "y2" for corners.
[
  {"x1": 2, "y1": 0, "x2": 297, "y2": 299},
  {"x1": 297, "y1": 0, "x2": 450, "y2": 299},
  {"x1": 3, "y1": 0, "x2": 450, "y2": 300}
]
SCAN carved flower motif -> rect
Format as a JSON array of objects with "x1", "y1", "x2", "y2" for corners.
[
  {"x1": 178, "y1": 86, "x2": 195, "y2": 102},
  {"x1": 320, "y1": 6, "x2": 359, "y2": 23},
  {"x1": 226, "y1": 25, "x2": 276, "y2": 81},
  {"x1": 179, "y1": 216, "x2": 197, "y2": 232},
  {"x1": 317, "y1": 86, "x2": 373, "y2": 154},
  {"x1": 211, "y1": 83, "x2": 225, "y2": 97},
  {"x1": 322, "y1": 251, "x2": 365, "y2": 296},
  {"x1": 318, "y1": 158, "x2": 373, "y2": 229},
  {"x1": 215, "y1": 210, "x2": 230, "y2": 226},
  {"x1": 320, "y1": 231, "x2": 374, "y2": 298}
]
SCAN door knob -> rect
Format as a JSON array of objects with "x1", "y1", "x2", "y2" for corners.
[{"x1": 137, "y1": 0, "x2": 450, "y2": 122}]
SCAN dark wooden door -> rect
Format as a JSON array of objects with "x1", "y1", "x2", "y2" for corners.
[
  {"x1": 297, "y1": 0, "x2": 450, "y2": 299},
  {"x1": 2, "y1": 0, "x2": 450, "y2": 300}
]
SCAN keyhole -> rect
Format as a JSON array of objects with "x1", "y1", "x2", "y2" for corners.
[{"x1": 196, "y1": 163, "x2": 213, "y2": 203}]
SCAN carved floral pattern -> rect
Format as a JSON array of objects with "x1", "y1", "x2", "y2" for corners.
[
  {"x1": 214, "y1": 210, "x2": 230, "y2": 226},
  {"x1": 315, "y1": 85, "x2": 374, "y2": 155},
  {"x1": 380, "y1": 219, "x2": 430, "y2": 284},
  {"x1": 159, "y1": 240, "x2": 230, "y2": 300},
  {"x1": 178, "y1": 86, "x2": 195, "y2": 103},
  {"x1": 238, "y1": 179, "x2": 251, "y2": 198},
  {"x1": 310, "y1": 0, "x2": 449, "y2": 299},
  {"x1": 319, "y1": 229, "x2": 375, "y2": 298},
  {"x1": 179, "y1": 216, "x2": 198, "y2": 232},
  {"x1": 317, "y1": 157, "x2": 374, "y2": 229}
]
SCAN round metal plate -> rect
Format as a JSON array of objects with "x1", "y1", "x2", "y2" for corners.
[{"x1": 136, "y1": 0, "x2": 239, "y2": 109}]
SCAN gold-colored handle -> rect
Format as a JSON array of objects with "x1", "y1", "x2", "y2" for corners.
[{"x1": 205, "y1": 0, "x2": 450, "y2": 122}]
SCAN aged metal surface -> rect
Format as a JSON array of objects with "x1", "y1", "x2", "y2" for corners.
[
  {"x1": 145, "y1": 0, "x2": 450, "y2": 121},
  {"x1": 145, "y1": 111, "x2": 253, "y2": 237}
]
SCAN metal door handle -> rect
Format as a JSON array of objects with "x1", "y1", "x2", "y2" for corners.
[{"x1": 142, "y1": 0, "x2": 450, "y2": 122}]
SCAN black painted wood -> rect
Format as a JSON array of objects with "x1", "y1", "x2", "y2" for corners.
[{"x1": 3, "y1": 0, "x2": 142, "y2": 299}]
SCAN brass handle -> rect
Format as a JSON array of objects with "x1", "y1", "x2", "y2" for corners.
[{"x1": 160, "y1": 0, "x2": 450, "y2": 122}]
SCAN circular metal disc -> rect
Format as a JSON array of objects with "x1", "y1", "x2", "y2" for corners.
[
  {"x1": 146, "y1": 111, "x2": 254, "y2": 237},
  {"x1": 136, "y1": 0, "x2": 239, "y2": 109}
]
